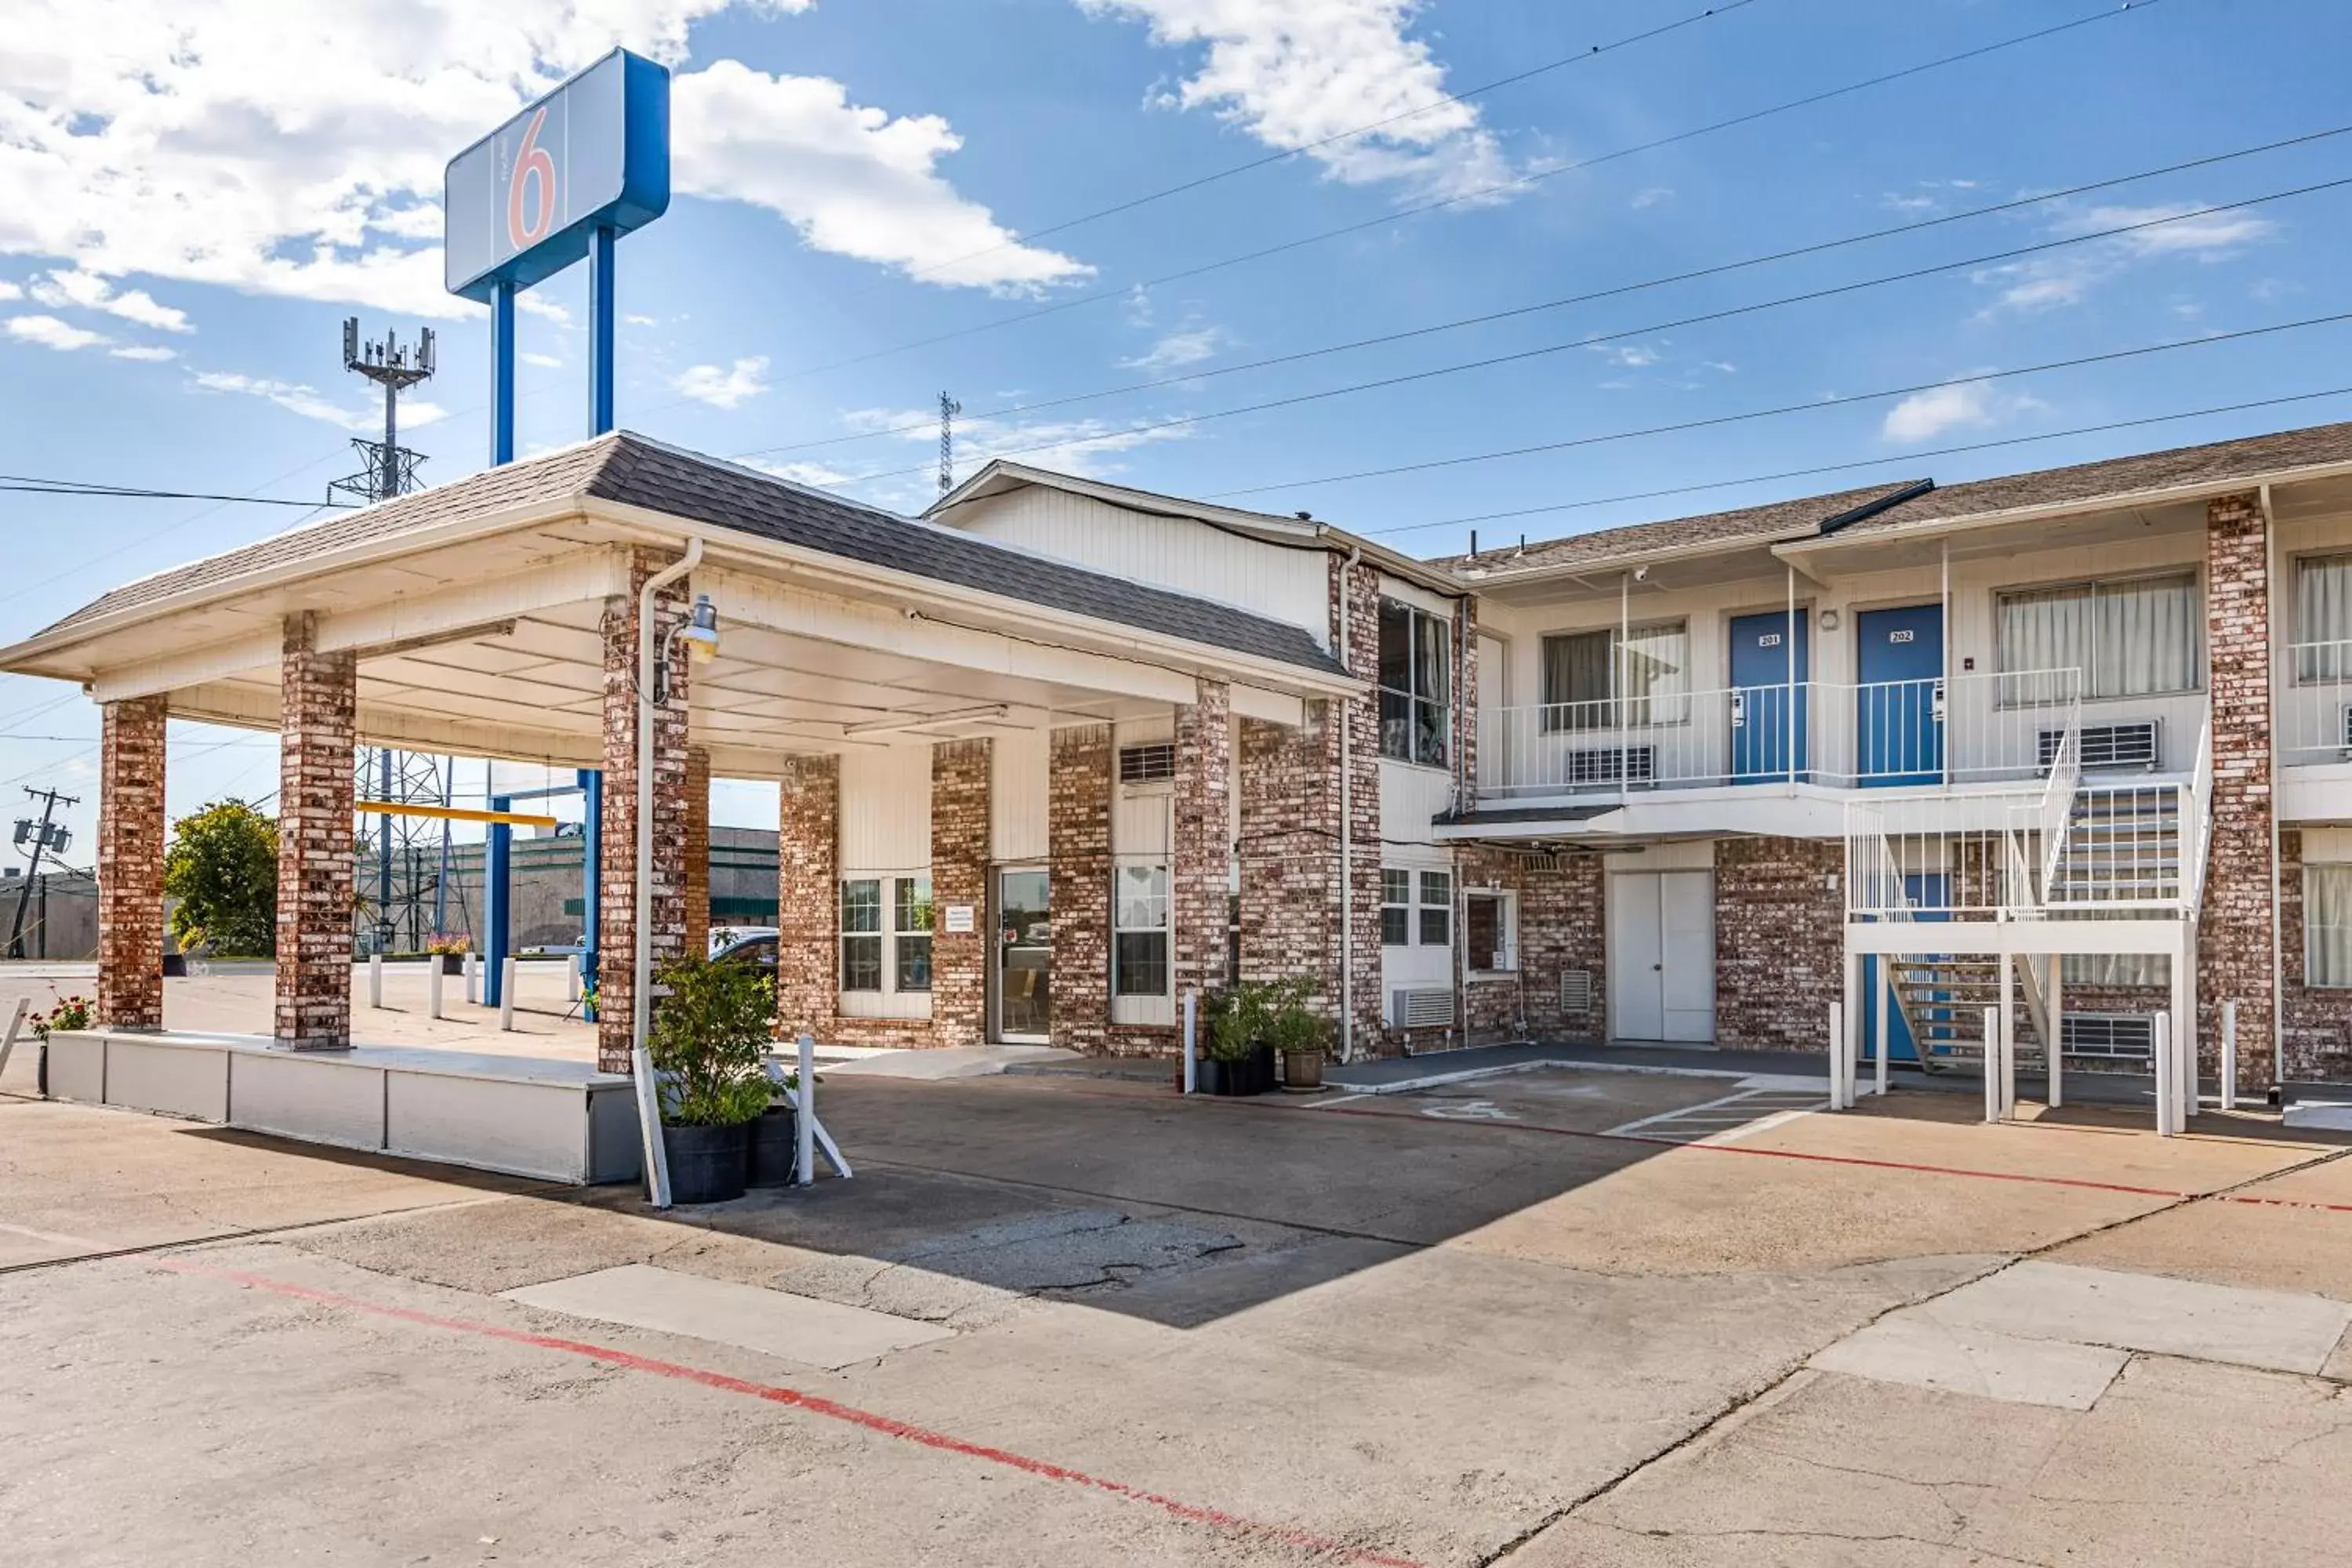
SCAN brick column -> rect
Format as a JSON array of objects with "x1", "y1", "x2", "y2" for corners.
[
  {"x1": 95, "y1": 695, "x2": 168, "y2": 1030},
  {"x1": 1715, "y1": 837, "x2": 1844, "y2": 1051},
  {"x1": 1335, "y1": 555, "x2": 1385, "y2": 1051},
  {"x1": 775, "y1": 753, "x2": 839, "y2": 1041},
  {"x1": 1171, "y1": 679, "x2": 1232, "y2": 1009},
  {"x1": 274, "y1": 613, "x2": 356, "y2": 1050},
  {"x1": 1049, "y1": 724, "x2": 1112, "y2": 1054},
  {"x1": 682, "y1": 745, "x2": 712, "y2": 959},
  {"x1": 1238, "y1": 708, "x2": 1341, "y2": 1011},
  {"x1": 596, "y1": 550, "x2": 691, "y2": 1074},
  {"x1": 1454, "y1": 593, "x2": 1479, "y2": 811},
  {"x1": 2199, "y1": 490, "x2": 2276, "y2": 1091},
  {"x1": 931, "y1": 739, "x2": 991, "y2": 1047}
]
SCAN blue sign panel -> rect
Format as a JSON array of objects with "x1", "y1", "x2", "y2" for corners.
[{"x1": 445, "y1": 49, "x2": 670, "y2": 303}]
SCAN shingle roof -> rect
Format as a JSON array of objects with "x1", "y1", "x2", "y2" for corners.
[
  {"x1": 1429, "y1": 420, "x2": 2352, "y2": 576},
  {"x1": 35, "y1": 433, "x2": 1348, "y2": 678}
]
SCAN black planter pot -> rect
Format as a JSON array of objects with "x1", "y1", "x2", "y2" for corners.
[
  {"x1": 1200, "y1": 1056, "x2": 1240, "y2": 1096},
  {"x1": 661, "y1": 1120, "x2": 751, "y2": 1203},
  {"x1": 746, "y1": 1104, "x2": 800, "y2": 1188},
  {"x1": 439, "y1": 953, "x2": 465, "y2": 975},
  {"x1": 1251, "y1": 1044, "x2": 1277, "y2": 1096}
]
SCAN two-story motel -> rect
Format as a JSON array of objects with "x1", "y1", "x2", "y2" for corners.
[{"x1": 9, "y1": 420, "x2": 2352, "y2": 1105}]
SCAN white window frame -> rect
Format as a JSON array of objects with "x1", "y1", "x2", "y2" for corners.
[
  {"x1": 1377, "y1": 597, "x2": 1453, "y2": 769},
  {"x1": 1112, "y1": 859, "x2": 1173, "y2": 1024},
  {"x1": 1464, "y1": 888, "x2": 1518, "y2": 975},
  {"x1": 2306, "y1": 863, "x2": 2352, "y2": 989},
  {"x1": 1417, "y1": 869, "x2": 1452, "y2": 948},
  {"x1": 1380, "y1": 867, "x2": 1412, "y2": 949},
  {"x1": 840, "y1": 869, "x2": 935, "y2": 1019},
  {"x1": 1994, "y1": 570, "x2": 2201, "y2": 702}
]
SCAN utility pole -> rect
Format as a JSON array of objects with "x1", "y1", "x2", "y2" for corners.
[
  {"x1": 938, "y1": 390, "x2": 961, "y2": 496},
  {"x1": 330, "y1": 317, "x2": 437, "y2": 508},
  {"x1": 9, "y1": 786, "x2": 77, "y2": 960}
]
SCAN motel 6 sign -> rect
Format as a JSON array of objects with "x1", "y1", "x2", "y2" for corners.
[{"x1": 444, "y1": 49, "x2": 671, "y2": 302}]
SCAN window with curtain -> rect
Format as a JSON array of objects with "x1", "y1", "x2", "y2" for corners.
[
  {"x1": 2307, "y1": 865, "x2": 2352, "y2": 989},
  {"x1": 2296, "y1": 554, "x2": 2352, "y2": 682},
  {"x1": 1380, "y1": 868, "x2": 1411, "y2": 947},
  {"x1": 1112, "y1": 863, "x2": 1170, "y2": 996},
  {"x1": 1539, "y1": 622, "x2": 1690, "y2": 731},
  {"x1": 893, "y1": 877, "x2": 934, "y2": 993},
  {"x1": 1377, "y1": 599, "x2": 1452, "y2": 767},
  {"x1": 1995, "y1": 574, "x2": 2198, "y2": 699},
  {"x1": 2061, "y1": 953, "x2": 2167, "y2": 988}
]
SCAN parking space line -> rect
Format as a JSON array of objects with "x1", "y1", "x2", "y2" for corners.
[{"x1": 154, "y1": 1257, "x2": 1425, "y2": 1568}]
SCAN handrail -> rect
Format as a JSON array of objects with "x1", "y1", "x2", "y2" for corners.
[
  {"x1": 2036, "y1": 721, "x2": 2079, "y2": 904},
  {"x1": 2183, "y1": 717, "x2": 2216, "y2": 912}
]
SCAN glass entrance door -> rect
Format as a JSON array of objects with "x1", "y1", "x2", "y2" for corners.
[{"x1": 994, "y1": 869, "x2": 1051, "y2": 1043}]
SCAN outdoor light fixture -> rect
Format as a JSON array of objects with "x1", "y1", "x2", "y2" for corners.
[{"x1": 652, "y1": 592, "x2": 720, "y2": 703}]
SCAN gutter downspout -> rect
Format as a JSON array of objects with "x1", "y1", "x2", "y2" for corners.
[
  {"x1": 2262, "y1": 483, "x2": 2285, "y2": 1089},
  {"x1": 634, "y1": 536, "x2": 702, "y2": 1208},
  {"x1": 1339, "y1": 547, "x2": 1361, "y2": 1063}
]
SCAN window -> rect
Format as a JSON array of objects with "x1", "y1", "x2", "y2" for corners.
[
  {"x1": 2307, "y1": 865, "x2": 2352, "y2": 989},
  {"x1": 1418, "y1": 869, "x2": 1452, "y2": 947},
  {"x1": 1118, "y1": 742, "x2": 1176, "y2": 784},
  {"x1": 1540, "y1": 622, "x2": 1690, "y2": 731},
  {"x1": 1381, "y1": 868, "x2": 1411, "y2": 947},
  {"x1": 894, "y1": 877, "x2": 934, "y2": 993},
  {"x1": 840, "y1": 879, "x2": 883, "y2": 991},
  {"x1": 2296, "y1": 554, "x2": 2352, "y2": 681},
  {"x1": 2062, "y1": 953, "x2": 2167, "y2": 988},
  {"x1": 1113, "y1": 863, "x2": 1170, "y2": 996},
  {"x1": 1465, "y1": 891, "x2": 1515, "y2": 972},
  {"x1": 1996, "y1": 574, "x2": 2198, "y2": 699},
  {"x1": 1377, "y1": 598, "x2": 1452, "y2": 767}
]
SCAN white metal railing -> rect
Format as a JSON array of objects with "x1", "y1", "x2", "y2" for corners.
[
  {"x1": 1843, "y1": 789, "x2": 2046, "y2": 918},
  {"x1": 1475, "y1": 669, "x2": 2083, "y2": 801},
  {"x1": 2281, "y1": 641, "x2": 2352, "y2": 766},
  {"x1": 2183, "y1": 719, "x2": 2216, "y2": 909},
  {"x1": 2036, "y1": 724, "x2": 2079, "y2": 904}
]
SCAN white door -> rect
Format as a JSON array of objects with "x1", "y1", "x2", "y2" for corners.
[{"x1": 1610, "y1": 870, "x2": 1715, "y2": 1043}]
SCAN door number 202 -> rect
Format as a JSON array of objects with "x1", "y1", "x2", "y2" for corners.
[{"x1": 1887, "y1": 629, "x2": 1915, "y2": 644}]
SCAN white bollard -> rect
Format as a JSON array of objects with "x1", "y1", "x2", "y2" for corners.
[
  {"x1": 567, "y1": 953, "x2": 582, "y2": 1004},
  {"x1": 1182, "y1": 991, "x2": 1197, "y2": 1095},
  {"x1": 463, "y1": 951, "x2": 479, "y2": 1005},
  {"x1": 0, "y1": 996, "x2": 28, "y2": 1083},
  {"x1": 428, "y1": 960, "x2": 445, "y2": 1020},
  {"x1": 1983, "y1": 1007, "x2": 2002, "y2": 1123},
  {"x1": 1875, "y1": 967, "x2": 1889, "y2": 1098},
  {"x1": 368, "y1": 953, "x2": 383, "y2": 1010},
  {"x1": 2153, "y1": 1011, "x2": 2176, "y2": 1138},
  {"x1": 796, "y1": 1032, "x2": 817, "y2": 1187},
  {"x1": 1827, "y1": 1002, "x2": 1846, "y2": 1110},
  {"x1": 499, "y1": 957, "x2": 517, "y2": 1032},
  {"x1": 2221, "y1": 1000, "x2": 2238, "y2": 1112}
]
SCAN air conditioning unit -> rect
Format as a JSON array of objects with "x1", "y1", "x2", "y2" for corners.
[
  {"x1": 2339, "y1": 703, "x2": 2352, "y2": 753},
  {"x1": 1559, "y1": 969, "x2": 1594, "y2": 1014},
  {"x1": 2041, "y1": 720, "x2": 2160, "y2": 772},
  {"x1": 2060, "y1": 1013, "x2": 2155, "y2": 1060},
  {"x1": 1118, "y1": 742, "x2": 1175, "y2": 784},
  {"x1": 1567, "y1": 746, "x2": 1656, "y2": 786},
  {"x1": 1388, "y1": 987, "x2": 1455, "y2": 1029}
]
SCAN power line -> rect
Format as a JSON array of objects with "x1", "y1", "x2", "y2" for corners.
[
  {"x1": 0, "y1": 477, "x2": 358, "y2": 508},
  {"x1": 823, "y1": 184, "x2": 2352, "y2": 488},
  {"x1": 739, "y1": 124, "x2": 2352, "y2": 463},
  {"x1": 1364, "y1": 384, "x2": 2352, "y2": 543},
  {"x1": 883, "y1": 0, "x2": 1769, "y2": 290},
  {"x1": 1200, "y1": 309, "x2": 2352, "y2": 500},
  {"x1": 766, "y1": 0, "x2": 2166, "y2": 385}
]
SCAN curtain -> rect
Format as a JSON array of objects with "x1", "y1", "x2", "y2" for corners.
[
  {"x1": 2308, "y1": 866, "x2": 2352, "y2": 989},
  {"x1": 1541, "y1": 631, "x2": 1613, "y2": 731},
  {"x1": 2297, "y1": 555, "x2": 2352, "y2": 681},
  {"x1": 1999, "y1": 576, "x2": 2195, "y2": 699},
  {"x1": 2062, "y1": 953, "x2": 2167, "y2": 987},
  {"x1": 1621, "y1": 622, "x2": 1690, "y2": 725},
  {"x1": 1998, "y1": 584, "x2": 2090, "y2": 699}
]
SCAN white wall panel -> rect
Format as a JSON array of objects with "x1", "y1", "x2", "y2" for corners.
[
  {"x1": 993, "y1": 728, "x2": 1050, "y2": 863},
  {"x1": 1381, "y1": 759, "x2": 1456, "y2": 847},
  {"x1": 840, "y1": 745, "x2": 931, "y2": 871}
]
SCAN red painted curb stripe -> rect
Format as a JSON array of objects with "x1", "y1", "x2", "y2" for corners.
[{"x1": 154, "y1": 1258, "x2": 1422, "y2": 1568}]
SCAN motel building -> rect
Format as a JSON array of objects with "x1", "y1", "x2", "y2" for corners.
[{"x1": 8, "y1": 420, "x2": 2352, "y2": 1170}]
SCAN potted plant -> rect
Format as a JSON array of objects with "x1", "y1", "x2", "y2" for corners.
[
  {"x1": 746, "y1": 1069, "x2": 800, "y2": 1189},
  {"x1": 646, "y1": 951, "x2": 775, "y2": 1203},
  {"x1": 1267, "y1": 980, "x2": 1330, "y2": 1092},
  {"x1": 27, "y1": 993, "x2": 92, "y2": 1042},
  {"x1": 426, "y1": 933, "x2": 470, "y2": 975},
  {"x1": 1201, "y1": 982, "x2": 1272, "y2": 1096}
]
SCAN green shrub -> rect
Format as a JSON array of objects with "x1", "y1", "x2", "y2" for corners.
[
  {"x1": 647, "y1": 952, "x2": 775, "y2": 1127},
  {"x1": 163, "y1": 800, "x2": 278, "y2": 957}
]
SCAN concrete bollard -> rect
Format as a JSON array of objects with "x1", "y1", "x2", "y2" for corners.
[
  {"x1": 463, "y1": 951, "x2": 479, "y2": 1006},
  {"x1": 1983, "y1": 1007, "x2": 2001, "y2": 1123},
  {"x1": 1182, "y1": 992, "x2": 1197, "y2": 1095},
  {"x1": 2153, "y1": 1011, "x2": 2176, "y2": 1137},
  {"x1": 2221, "y1": 1000, "x2": 2238, "y2": 1112},
  {"x1": 499, "y1": 957, "x2": 517, "y2": 1032},
  {"x1": 428, "y1": 960, "x2": 445, "y2": 1021},
  {"x1": 796, "y1": 1033, "x2": 817, "y2": 1187},
  {"x1": 368, "y1": 953, "x2": 383, "y2": 1010},
  {"x1": 566, "y1": 953, "x2": 582, "y2": 1004}
]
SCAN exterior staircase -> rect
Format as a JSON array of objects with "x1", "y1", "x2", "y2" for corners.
[
  {"x1": 2047, "y1": 785, "x2": 2183, "y2": 906},
  {"x1": 1885, "y1": 950, "x2": 2052, "y2": 1072}
]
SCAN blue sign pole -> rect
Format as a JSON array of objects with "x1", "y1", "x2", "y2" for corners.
[
  {"x1": 485, "y1": 794, "x2": 512, "y2": 1008},
  {"x1": 579, "y1": 768, "x2": 602, "y2": 1020},
  {"x1": 490, "y1": 280, "x2": 516, "y2": 466},
  {"x1": 589, "y1": 224, "x2": 617, "y2": 436}
]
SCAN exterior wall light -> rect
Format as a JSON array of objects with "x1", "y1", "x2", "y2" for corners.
[
  {"x1": 1819, "y1": 608, "x2": 1841, "y2": 632},
  {"x1": 681, "y1": 593, "x2": 720, "y2": 662}
]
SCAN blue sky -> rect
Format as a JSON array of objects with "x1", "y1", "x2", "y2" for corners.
[{"x1": 5, "y1": 0, "x2": 2350, "y2": 851}]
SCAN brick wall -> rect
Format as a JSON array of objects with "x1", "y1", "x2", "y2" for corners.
[
  {"x1": 682, "y1": 744, "x2": 711, "y2": 960},
  {"x1": 1237, "y1": 710, "x2": 1341, "y2": 1011},
  {"x1": 775, "y1": 753, "x2": 839, "y2": 1041},
  {"x1": 930, "y1": 738, "x2": 991, "y2": 1047},
  {"x1": 1454, "y1": 846, "x2": 1605, "y2": 1044},
  {"x1": 95, "y1": 695, "x2": 168, "y2": 1030},
  {"x1": 1715, "y1": 836, "x2": 1843, "y2": 1051},
  {"x1": 274, "y1": 613, "x2": 357, "y2": 1050},
  {"x1": 596, "y1": 550, "x2": 691, "y2": 1073},
  {"x1": 1336, "y1": 555, "x2": 1386, "y2": 1053},
  {"x1": 1171, "y1": 679, "x2": 1233, "y2": 1032},
  {"x1": 2278, "y1": 832, "x2": 2352, "y2": 1080},
  {"x1": 1050, "y1": 724, "x2": 1112, "y2": 1054},
  {"x1": 2198, "y1": 490, "x2": 2277, "y2": 1091}
]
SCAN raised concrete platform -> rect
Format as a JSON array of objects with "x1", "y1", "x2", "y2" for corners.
[{"x1": 44, "y1": 1028, "x2": 641, "y2": 1185}]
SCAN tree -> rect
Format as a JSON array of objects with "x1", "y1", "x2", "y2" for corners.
[{"x1": 164, "y1": 800, "x2": 278, "y2": 956}]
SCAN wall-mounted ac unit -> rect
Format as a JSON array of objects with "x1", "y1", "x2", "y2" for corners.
[
  {"x1": 2042, "y1": 721, "x2": 2159, "y2": 772},
  {"x1": 2339, "y1": 703, "x2": 2352, "y2": 752},
  {"x1": 1118, "y1": 742, "x2": 1175, "y2": 784},
  {"x1": 1559, "y1": 969, "x2": 1594, "y2": 1014},
  {"x1": 2060, "y1": 1013, "x2": 2154, "y2": 1059},
  {"x1": 1567, "y1": 746, "x2": 1655, "y2": 786},
  {"x1": 1388, "y1": 987, "x2": 1455, "y2": 1029}
]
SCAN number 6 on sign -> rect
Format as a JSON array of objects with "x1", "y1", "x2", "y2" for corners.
[{"x1": 507, "y1": 108, "x2": 557, "y2": 249}]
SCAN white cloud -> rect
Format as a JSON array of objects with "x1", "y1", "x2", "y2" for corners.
[
  {"x1": 673, "y1": 355, "x2": 771, "y2": 409},
  {"x1": 520, "y1": 350, "x2": 564, "y2": 368},
  {"x1": 516, "y1": 294, "x2": 573, "y2": 325},
  {"x1": 0, "y1": 1, "x2": 1065, "y2": 325},
  {"x1": 110, "y1": 343, "x2": 176, "y2": 361},
  {"x1": 0, "y1": 280, "x2": 20, "y2": 300},
  {"x1": 28, "y1": 268, "x2": 191, "y2": 332},
  {"x1": 1079, "y1": 0, "x2": 1523, "y2": 202},
  {"x1": 842, "y1": 402, "x2": 1193, "y2": 486},
  {"x1": 1120, "y1": 325, "x2": 1227, "y2": 373},
  {"x1": 1630, "y1": 187, "x2": 1674, "y2": 210},
  {"x1": 673, "y1": 61, "x2": 1088, "y2": 292},
  {"x1": 1974, "y1": 200, "x2": 2278, "y2": 318},
  {"x1": 626, "y1": 314, "x2": 659, "y2": 326},
  {"x1": 1588, "y1": 343, "x2": 1660, "y2": 369},
  {"x1": 2067, "y1": 202, "x2": 2276, "y2": 259},
  {"x1": 191, "y1": 369, "x2": 448, "y2": 431},
  {"x1": 1881, "y1": 376, "x2": 2046, "y2": 444},
  {"x1": 745, "y1": 456, "x2": 854, "y2": 488},
  {"x1": 5, "y1": 313, "x2": 106, "y2": 350}
]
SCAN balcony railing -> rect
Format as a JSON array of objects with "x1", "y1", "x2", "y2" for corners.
[
  {"x1": 2281, "y1": 641, "x2": 2352, "y2": 766},
  {"x1": 1472, "y1": 669, "x2": 2084, "y2": 802}
]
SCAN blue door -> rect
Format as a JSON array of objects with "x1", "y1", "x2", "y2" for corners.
[
  {"x1": 1730, "y1": 609, "x2": 1809, "y2": 782},
  {"x1": 1862, "y1": 875, "x2": 1950, "y2": 1064},
  {"x1": 1856, "y1": 604, "x2": 1944, "y2": 787}
]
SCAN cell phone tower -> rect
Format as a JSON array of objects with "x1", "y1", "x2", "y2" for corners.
[{"x1": 330, "y1": 318, "x2": 452, "y2": 955}]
